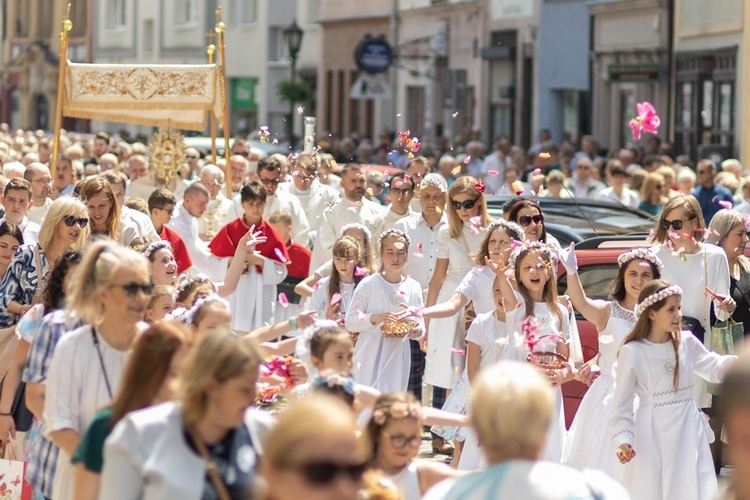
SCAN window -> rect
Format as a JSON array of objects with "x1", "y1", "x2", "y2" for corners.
[
  {"x1": 307, "y1": 0, "x2": 320, "y2": 23},
  {"x1": 71, "y1": 1, "x2": 87, "y2": 37},
  {"x1": 267, "y1": 27, "x2": 286, "y2": 62},
  {"x1": 15, "y1": 0, "x2": 30, "y2": 37},
  {"x1": 175, "y1": 0, "x2": 198, "y2": 26},
  {"x1": 229, "y1": 0, "x2": 256, "y2": 24},
  {"x1": 557, "y1": 264, "x2": 618, "y2": 301},
  {"x1": 144, "y1": 19, "x2": 154, "y2": 55},
  {"x1": 106, "y1": 0, "x2": 126, "y2": 30},
  {"x1": 406, "y1": 86, "x2": 425, "y2": 135},
  {"x1": 38, "y1": 0, "x2": 53, "y2": 37}
]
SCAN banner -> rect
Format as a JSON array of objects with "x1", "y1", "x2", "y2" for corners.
[{"x1": 64, "y1": 63, "x2": 223, "y2": 131}]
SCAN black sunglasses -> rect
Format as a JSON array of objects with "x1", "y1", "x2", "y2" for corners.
[
  {"x1": 64, "y1": 216, "x2": 89, "y2": 228},
  {"x1": 113, "y1": 282, "x2": 154, "y2": 297},
  {"x1": 451, "y1": 198, "x2": 478, "y2": 210},
  {"x1": 294, "y1": 461, "x2": 366, "y2": 485},
  {"x1": 234, "y1": 151, "x2": 250, "y2": 157},
  {"x1": 157, "y1": 206, "x2": 174, "y2": 216},
  {"x1": 518, "y1": 214, "x2": 544, "y2": 227},
  {"x1": 661, "y1": 217, "x2": 694, "y2": 231}
]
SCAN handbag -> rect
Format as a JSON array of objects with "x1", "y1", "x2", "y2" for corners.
[
  {"x1": 0, "y1": 445, "x2": 32, "y2": 500},
  {"x1": 707, "y1": 319, "x2": 745, "y2": 395},
  {"x1": 0, "y1": 377, "x2": 33, "y2": 433}
]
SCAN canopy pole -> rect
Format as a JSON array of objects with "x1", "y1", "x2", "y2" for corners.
[
  {"x1": 215, "y1": 6, "x2": 231, "y2": 198},
  {"x1": 206, "y1": 31, "x2": 217, "y2": 162},
  {"x1": 51, "y1": 3, "x2": 72, "y2": 180}
]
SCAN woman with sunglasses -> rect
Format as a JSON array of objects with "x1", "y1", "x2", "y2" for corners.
[
  {"x1": 365, "y1": 393, "x2": 458, "y2": 499},
  {"x1": 649, "y1": 194, "x2": 735, "y2": 411},
  {"x1": 261, "y1": 395, "x2": 366, "y2": 500},
  {"x1": 101, "y1": 330, "x2": 272, "y2": 500},
  {"x1": 507, "y1": 199, "x2": 559, "y2": 246},
  {"x1": 424, "y1": 177, "x2": 492, "y2": 438},
  {"x1": 638, "y1": 172, "x2": 667, "y2": 216},
  {"x1": 0, "y1": 197, "x2": 89, "y2": 328},
  {"x1": 44, "y1": 242, "x2": 151, "y2": 499}
]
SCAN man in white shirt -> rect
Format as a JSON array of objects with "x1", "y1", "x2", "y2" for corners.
[
  {"x1": 125, "y1": 154, "x2": 148, "y2": 182},
  {"x1": 595, "y1": 164, "x2": 640, "y2": 209},
  {"x1": 224, "y1": 156, "x2": 310, "y2": 246},
  {"x1": 309, "y1": 163, "x2": 385, "y2": 272},
  {"x1": 565, "y1": 157, "x2": 605, "y2": 199},
  {"x1": 279, "y1": 153, "x2": 338, "y2": 246},
  {"x1": 394, "y1": 173, "x2": 448, "y2": 298},
  {"x1": 196, "y1": 164, "x2": 233, "y2": 242},
  {"x1": 383, "y1": 171, "x2": 415, "y2": 231},
  {"x1": 406, "y1": 157, "x2": 431, "y2": 213},
  {"x1": 0, "y1": 178, "x2": 40, "y2": 244},
  {"x1": 100, "y1": 170, "x2": 160, "y2": 244},
  {"x1": 225, "y1": 155, "x2": 251, "y2": 199},
  {"x1": 51, "y1": 155, "x2": 75, "y2": 199},
  {"x1": 481, "y1": 137, "x2": 513, "y2": 194},
  {"x1": 167, "y1": 183, "x2": 225, "y2": 281},
  {"x1": 23, "y1": 163, "x2": 53, "y2": 224}
]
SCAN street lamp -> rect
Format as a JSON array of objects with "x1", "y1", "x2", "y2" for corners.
[{"x1": 283, "y1": 19, "x2": 303, "y2": 147}]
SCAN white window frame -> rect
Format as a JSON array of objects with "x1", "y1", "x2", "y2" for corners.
[
  {"x1": 174, "y1": 0, "x2": 199, "y2": 27},
  {"x1": 230, "y1": 0, "x2": 257, "y2": 25},
  {"x1": 106, "y1": 0, "x2": 126, "y2": 31}
]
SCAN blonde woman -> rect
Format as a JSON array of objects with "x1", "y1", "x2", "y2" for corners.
[
  {"x1": 44, "y1": 242, "x2": 150, "y2": 499},
  {"x1": 424, "y1": 176, "x2": 492, "y2": 450},
  {"x1": 100, "y1": 330, "x2": 273, "y2": 500},
  {"x1": 638, "y1": 172, "x2": 667, "y2": 216},
  {"x1": 0, "y1": 197, "x2": 89, "y2": 328}
]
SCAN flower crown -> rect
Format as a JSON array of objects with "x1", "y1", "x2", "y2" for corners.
[
  {"x1": 372, "y1": 400, "x2": 422, "y2": 425},
  {"x1": 636, "y1": 285, "x2": 682, "y2": 316},
  {"x1": 175, "y1": 274, "x2": 216, "y2": 299},
  {"x1": 618, "y1": 248, "x2": 664, "y2": 272},
  {"x1": 312, "y1": 373, "x2": 356, "y2": 395},
  {"x1": 509, "y1": 241, "x2": 555, "y2": 272},
  {"x1": 340, "y1": 222, "x2": 372, "y2": 242},
  {"x1": 187, "y1": 294, "x2": 230, "y2": 325},
  {"x1": 378, "y1": 228, "x2": 412, "y2": 249},
  {"x1": 486, "y1": 219, "x2": 526, "y2": 244},
  {"x1": 141, "y1": 240, "x2": 171, "y2": 260}
]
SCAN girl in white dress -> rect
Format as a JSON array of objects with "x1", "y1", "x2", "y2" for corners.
[
  {"x1": 345, "y1": 230, "x2": 425, "y2": 393},
  {"x1": 425, "y1": 177, "x2": 493, "y2": 402},
  {"x1": 365, "y1": 393, "x2": 460, "y2": 500},
  {"x1": 496, "y1": 241, "x2": 585, "y2": 463},
  {"x1": 425, "y1": 220, "x2": 525, "y2": 462},
  {"x1": 648, "y1": 194, "x2": 735, "y2": 409},
  {"x1": 611, "y1": 280, "x2": 736, "y2": 500},
  {"x1": 310, "y1": 236, "x2": 363, "y2": 324},
  {"x1": 557, "y1": 246, "x2": 663, "y2": 479}
]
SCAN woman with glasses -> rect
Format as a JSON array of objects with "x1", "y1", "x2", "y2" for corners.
[
  {"x1": 101, "y1": 330, "x2": 273, "y2": 500},
  {"x1": 507, "y1": 199, "x2": 558, "y2": 246},
  {"x1": 649, "y1": 194, "x2": 735, "y2": 411},
  {"x1": 0, "y1": 197, "x2": 89, "y2": 328},
  {"x1": 365, "y1": 393, "x2": 458, "y2": 499},
  {"x1": 44, "y1": 242, "x2": 151, "y2": 499},
  {"x1": 424, "y1": 177, "x2": 492, "y2": 447},
  {"x1": 638, "y1": 172, "x2": 668, "y2": 216},
  {"x1": 261, "y1": 395, "x2": 364, "y2": 500}
]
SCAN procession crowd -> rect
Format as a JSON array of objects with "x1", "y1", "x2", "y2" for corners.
[{"x1": 0, "y1": 123, "x2": 749, "y2": 500}]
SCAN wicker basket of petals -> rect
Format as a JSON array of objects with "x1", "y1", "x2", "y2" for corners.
[
  {"x1": 521, "y1": 316, "x2": 568, "y2": 372},
  {"x1": 380, "y1": 317, "x2": 420, "y2": 339}
]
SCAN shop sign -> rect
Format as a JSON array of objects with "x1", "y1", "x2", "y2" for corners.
[{"x1": 608, "y1": 64, "x2": 661, "y2": 83}]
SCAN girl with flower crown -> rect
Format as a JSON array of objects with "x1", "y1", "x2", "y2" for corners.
[
  {"x1": 345, "y1": 230, "x2": 425, "y2": 393},
  {"x1": 424, "y1": 177, "x2": 493, "y2": 423},
  {"x1": 365, "y1": 393, "x2": 460, "y2": 499},
  {"x1": 610, "y1": 280, "x2": 736, "y2": 500},
  {"x1": 494, "y1": 240, "x2": 585, "y2": 463},
  {"x1": 310, "y1": 236, "x2": 364, "y2": 325},
  {"x1": 555, "y1": 245, "x2": 662, "y2": 479}
]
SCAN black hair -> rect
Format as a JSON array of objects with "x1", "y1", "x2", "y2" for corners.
[
  {"x1": 43, "y1": 250, "x2": 83, "y2": 312},
  {"x1": 0, "y1": 221, "x2": 23, "y2": 247},
  {"x1": 240, "y1": 181, "x2": 267, "y2": 204}
]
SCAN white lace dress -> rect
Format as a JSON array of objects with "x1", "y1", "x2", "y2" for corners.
[{"x1": 563, "y1": 301, "x2": 636, "y2": 480}]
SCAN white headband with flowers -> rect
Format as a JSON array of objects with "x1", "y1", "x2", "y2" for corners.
[
  {"x1": 509, "y1": 240, "x2": 556, "y2": 272},
  {"x1": 372, "y1": 400, "x2": 422, "y2": 425},
  {"x1": 618, "y1": 247, "x2": 664, "y2": 272},
  {"x1": 636, "y1": 285, "x2": 682, "y2": 316}
]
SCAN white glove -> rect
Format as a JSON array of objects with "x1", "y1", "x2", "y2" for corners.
[{"x1": 556, "y1": 241, "x2": 578, "y2": 275}]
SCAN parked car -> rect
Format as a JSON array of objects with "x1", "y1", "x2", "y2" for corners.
[{"x1": 486, "y1": 195, "x2": 655, "y2": 246}]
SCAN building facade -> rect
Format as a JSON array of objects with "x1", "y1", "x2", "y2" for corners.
[
  {"x1": 93, "y1": 0, "x2": 321, "y2": 139},
  {"x1": 1, "y1": 0, "x2": 93, "y2": 130}
]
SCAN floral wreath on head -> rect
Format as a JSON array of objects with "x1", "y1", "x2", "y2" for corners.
[
  {"x1": 618, "y1": 248, "x2": 664, "y2": 272},
  {"x1": 175, "y1": 274, "x2": 216, "y2": 301},
  {"x1": 141, "y1": 240, "x2": 172, "y2": 260},
  {"x1": 186, "y1": 294, "x2": 230, "y2": 325},
  {"x1": 340, "y1": 222, "x2": 372, "y2": 242},
  {"x1": 486, "y1": 219, "x2": 526, "y2": 244},
  {"x1": 312, "y1": 373, "x2": 356, "y2": 396},
  {"x1": 635, "y1": 285, "x2": 682, "y2": 316},
  {"x1": 377, "y1": 228, "x2": 412, "y2": 249},
  {"x1": 508, "y1": 240, "x2": 556, "y2": 272},
  {"x1": 371, "y1": 399, "x2": 422, "y2": 426}
]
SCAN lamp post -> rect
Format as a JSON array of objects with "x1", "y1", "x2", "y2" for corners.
[{"x1": 283, "y1": 19, "x2": 303, "y2": 148}]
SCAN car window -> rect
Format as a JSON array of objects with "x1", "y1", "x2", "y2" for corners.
[{"x1": 558, "y1": 263, "x2": 619, "y2": 301}]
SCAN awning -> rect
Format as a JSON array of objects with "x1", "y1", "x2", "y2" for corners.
[{"x1": 63, "y1": 63, "x2": 223, "y2": 131}]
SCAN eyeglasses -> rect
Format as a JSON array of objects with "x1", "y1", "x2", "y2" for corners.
[
  {"x1": 451, "y1": 198, "x2": 478, "y2": 210},
  {"x1": 112, "y1": 282, "x2": 154, "y2": 297},
  {"x1": 31, "y1": 177, "x2": 52, "y2": 184},
  {"x1": 697, "y1": 170, "x2": 710, "y2": 175},
  {"x1": 260, "y1": 177, "x2": 280, "y2": 185},
  {"x1": 661, "y1": 217, "x2": 694, "y2": 231},
  {"x1": 156, "y1": 206, "x2": 174, "y2": 216},
  {"x1": 382, "y1": 430, "x2": 422, "y2": 449},
  {"x1": 390, "y1": 187, "x2": 413, "y2": 197},
  {"x1": 234, "y1": 151, "x2": 250, "y2": 157},
  {"x1": 518, "y1": 214, "x2": 544, "y2": 227},
  {"x1": 186, "y1": 155, "x2": 199, "y2": 160},
  {"x1": 64, "y1": 216, "x2": 89, "y2": 228},
  {"x1": 287, "y1": 461, "x2": 366, "y2": 485}
]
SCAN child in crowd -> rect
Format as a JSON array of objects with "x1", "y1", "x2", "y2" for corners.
[
  {"x1": 269, "y1": 209, "x2": 312, "y2": 323},
  {"x1": 209, "y1": 182, "x2": 289, "y2": 333},
  {"x1": 144, "y1": 285, "x2": 176, "y2": 323},
  {"x1": 188, "y1": 295, "x2": 233, "y2": 341},
  {"x1": 310, "y1": 236, "x2": 362, "y2": 323},
  {"x1": 345, "y1": 230, "x2": 425, "y2": 393}
]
